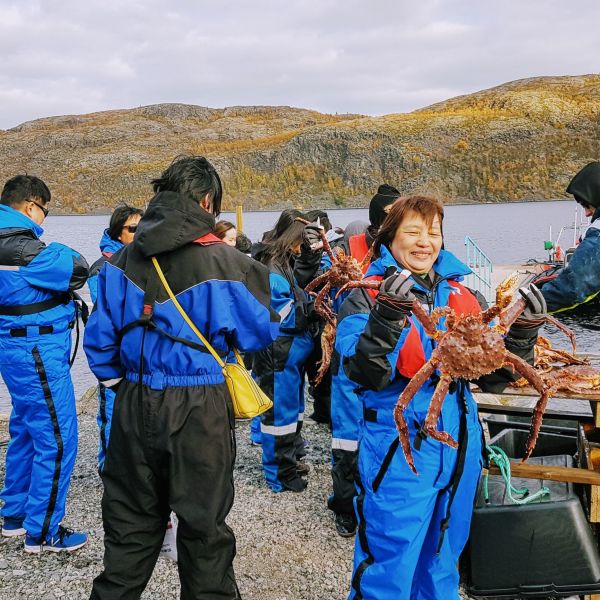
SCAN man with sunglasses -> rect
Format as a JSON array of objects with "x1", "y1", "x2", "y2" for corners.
[
  {"x1": 88, "y1": 204, "x2": 143, "y2": 470},
  {"x1": 0, "y1": 175, "x2": 89, "y2": 552},
  {"x1": 542, "y1": 161, "x2": 600, "y2": 312}
]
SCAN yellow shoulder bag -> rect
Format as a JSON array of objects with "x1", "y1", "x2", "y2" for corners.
[{"x1": 152, "y1": 256, "x2": 273, "y2": 419}]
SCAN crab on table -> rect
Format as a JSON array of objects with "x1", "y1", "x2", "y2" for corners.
[
  {"x1": 543, "y1": 365, "x2": 600, "y2": 395},
  {"x1": 296, "y1": 217, "x2": 372, "y2": 384},
  {"x1": 338, "y1": 273, "x2": 557, "y2": 474},
  {"x1": 511, "y1": 336, "x2": 588, "y2": 386}
]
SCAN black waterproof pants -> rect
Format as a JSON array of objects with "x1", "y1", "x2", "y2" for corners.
[{"x1": 90, "y1": 380, "x2": 240, "y2": 600}]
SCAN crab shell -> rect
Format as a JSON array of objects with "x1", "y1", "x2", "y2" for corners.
[{"x1": 436, "y1": 313, "x2": 506, "y2": 379}]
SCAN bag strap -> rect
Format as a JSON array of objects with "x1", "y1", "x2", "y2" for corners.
[{"x1": 151, "y1": 256, "x2": 228, "y2": 369}]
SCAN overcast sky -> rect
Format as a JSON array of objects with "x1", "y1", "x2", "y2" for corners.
[{"x1": 0, "y1": 0, "x2": 598, "y2": 129}]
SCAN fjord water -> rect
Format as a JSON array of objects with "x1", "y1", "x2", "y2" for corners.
[{"x1": 1, "y1": 200, "x2": 598, "y2": 413}]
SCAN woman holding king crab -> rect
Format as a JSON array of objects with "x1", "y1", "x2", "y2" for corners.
[{"x1": 336, "y1": 196, "x2": 547, "y2": 600}]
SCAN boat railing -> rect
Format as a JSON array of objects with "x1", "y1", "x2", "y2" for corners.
[{"x1": 464, "y1": 235, "x2": 493, "y2": 302}]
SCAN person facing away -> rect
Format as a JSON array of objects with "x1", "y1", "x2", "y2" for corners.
[
  {"x1": 84, "y1": 155, "x2": 279, "y2": 599},
  {"x1": 251, "y1": 209, "x2": 323, "y2": 492},
  {"x1": 0, "y1": 175, "x2": 89, "y2": 552},
  {"x1": 88, "y1": 204, "x2": 143, "y2": 470},
  {"x1": 337, "y1": 196, "x2": 545, "y2": 600},
  {"x1": 541, "y1": 161, "x2": 600, "y2": 313}
]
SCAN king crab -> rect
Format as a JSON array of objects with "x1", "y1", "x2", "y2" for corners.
[
  {"x1": 296, "y1": 217, "x2": 372, "y2": 383},
  {"x1": 338, "y1": 273, "x2": 563, "y2": 474}
]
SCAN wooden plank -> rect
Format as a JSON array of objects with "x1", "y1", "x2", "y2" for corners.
[
  {"x1": 473, "y1": 385, "x2": 600, "y2": 401},
  {"x1": 474, "y1": 392, "x2": 593, "y2": 421},
  {"x1": 488, "y1": 462, "x2": 600, "y2": 486}
]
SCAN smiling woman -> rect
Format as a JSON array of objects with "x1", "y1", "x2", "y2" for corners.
[
  {"x1": 375, "y1": 195, "x2": 444, "y2": 276},
  {"x1": 335, "y1": 195, "x2": 545, "y2": 599}
]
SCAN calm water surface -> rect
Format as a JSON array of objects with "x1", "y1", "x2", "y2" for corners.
[{"x1": 1, "y1": 201, "x2": 598, "y2": 413}]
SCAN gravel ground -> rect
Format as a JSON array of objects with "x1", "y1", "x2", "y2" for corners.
[{"x1": 0, "y1": 389, "x2": 474, "y2": 600}]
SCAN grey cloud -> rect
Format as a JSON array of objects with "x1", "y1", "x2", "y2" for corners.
[{"x1": 0, "y1": 0, "x2": 598, "y2": 128}]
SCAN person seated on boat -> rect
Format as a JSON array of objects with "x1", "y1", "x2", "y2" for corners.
[
  {"x1": 214, "y1": 219, "x2": 237, "y2": 247},
  {"x1": 87, "y1": 204, "x2": 143, "y2": 470},
  {"x1": 336, "y1": 195, "x2": 545, "y2": 600},
  {"x1": 541, "y1": 161, "x2": 600, "y2": 313}
]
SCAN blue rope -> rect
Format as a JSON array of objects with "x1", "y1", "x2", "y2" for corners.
[{"x1": 484, "y1": 445, "x2": 551, "y2": 505}]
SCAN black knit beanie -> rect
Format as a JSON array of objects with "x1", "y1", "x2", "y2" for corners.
[{"x1": 369, "y1": 184, "x2": 400, "y2": 229}]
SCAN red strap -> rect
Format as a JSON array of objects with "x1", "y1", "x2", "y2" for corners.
[
  {"x1": 192, "y1": 233, "x2": 224, "y2": 246},
  {"x1": 101, "y1": 251, "x2": 113, "y2": 258},
  {"x1": 348, "y1": 233, "x2": 370, "y2": 273}
]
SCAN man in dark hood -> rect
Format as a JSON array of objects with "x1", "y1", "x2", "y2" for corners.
[
  {"x1": 542, "y1": 161, "x2": 600, "y2": 312},
  {"x1": 84, "y1": 156, "x2": 279, "y2": 599}
]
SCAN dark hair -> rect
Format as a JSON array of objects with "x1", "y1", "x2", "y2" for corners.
[
  {"x1": 214, "y1": 220, "x2": 236, "y2": 239},
  {"x1": 235, "y1": 232, "x2": 252, "y2": 254},
  {"x1": 374, "y1": 195, "x2": 444, "y2": 256},
  {"x1": 305, "y1": 209, "x2": 332, "y2": 232},
  {"x1": 1, "y1": 175, "x2": 51, "y2": 208},
  {"x1": 107, "y1": 204, "x2": 144, "y2": 241},
  {"x1": 260, "y1": 209, "x2": 307, "y2": 266},
  {"x1": 262, "y1": 208, "x2": 304, "y2": 243},
  {"x1": 151, "y1": 155, "x2": 223, "y2": 216}
]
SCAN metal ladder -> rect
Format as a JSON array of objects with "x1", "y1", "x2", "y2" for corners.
[{"x1": 464, "y1": 235, "x2": 493, "y2": 303}]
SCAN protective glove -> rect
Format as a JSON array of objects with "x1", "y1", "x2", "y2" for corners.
[
  {"x1": 375, "y1": 271, "x2": 416, "y2": 320},
  {"x1": 303, "y1": 223, "x2": 324, "y2": 250},
  {"x1": 513, "y1": 284, "x2": 547, "y2": 329}
]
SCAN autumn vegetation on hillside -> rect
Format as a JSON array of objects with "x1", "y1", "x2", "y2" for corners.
[{"x1": 0, "y1": 75, "x2": 599, "y2": 213}]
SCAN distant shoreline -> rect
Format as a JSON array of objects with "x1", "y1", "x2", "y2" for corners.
[{"x1": 53, "y1": 197, "x2": 571, "y2": 217}]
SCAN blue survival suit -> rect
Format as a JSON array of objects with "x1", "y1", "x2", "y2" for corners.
[
  {"x1": 87, "y1": 229, "x2": 123, "y2": 469},
  {"x1": 543, "y1": 162, "x2": 600, "y2": 312},
  {"x1": 252, "y1": 245, "x2": 320, "y2": 493},
  {"x1": 328, "y1": 231, "x2": 372, "y2": 520},
  {"x1": 338, "y1": 246, "x2": 538, "y2": 600},
  {"x1": 0, "y1": 204, "x2": 89, "y2": 542}
]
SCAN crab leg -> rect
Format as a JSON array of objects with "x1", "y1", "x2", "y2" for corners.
[
  {"x1": 393, "y1": 352, "x2": 440, "y2": 475},
  {"x1": 335, "y1": 279, "x2": 381, "y2": 299},
  {"x1": 359, "y1": 245, "x2": 375, "y2": 270},
  {"x1": 314, "y1": 322, "x2": 336, "y2": 385},
  {"x1": 545, "y1": 315, "x2": 577, "y2": 354},
  {"x1": 503, "y1": 352, "x2": 554, "y2": 462},
  {"x1": 423, "y1": 373, "x2": 459, "y2": 449},
  {"x1": 497, "y1": 297, "x2": 527, "y2": 332},
  {"x1": 305, "y1": 270, "x2": 333, "y2": 294}
]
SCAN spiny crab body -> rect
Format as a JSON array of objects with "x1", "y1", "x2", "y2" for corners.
[
  {"x1": 296, "y1": 217, "x2": 372, "y2": 383},
  {"x1": 338, "y1": 272, "x2": 563, "y2": 474}
]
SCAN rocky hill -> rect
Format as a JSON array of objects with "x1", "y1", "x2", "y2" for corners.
[{"x1": 0, "y1": 75, "x2": 599, "y2": 212}]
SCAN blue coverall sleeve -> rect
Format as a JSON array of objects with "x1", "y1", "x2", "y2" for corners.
[
  {"x1": 337, "y1": 309, "x2": 408, "y2": 391},
  {"x1": 269, "y1": 272, "x2": 296, "y2": 330},
  {"x1": 84, "y1": 267, "x2": 124, "y2": 383},
  {"x1": 542, "y1": 227, "x2": 600, "y2": 313},
  {"x1": 20, "y1": 241, "x2": 89, "y2": 292}
]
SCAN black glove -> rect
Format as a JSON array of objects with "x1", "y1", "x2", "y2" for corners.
[
  {"x1": 303, "y1": 223, "x2": 324, "y2": 250},
  {"x1": 513, "y1": 284, "x2": 546, "y2": 329},
  {"x1": 375, "y1": 271, "x2": 416, "y2": 320}
]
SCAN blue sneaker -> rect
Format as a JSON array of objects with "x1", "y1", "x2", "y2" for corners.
[
  {"x1": 2, "y1": 516, "x2": 26, "y2": 537},
  {"x1": 24, "y1": 526, "x2": 88, "y2": 554}
]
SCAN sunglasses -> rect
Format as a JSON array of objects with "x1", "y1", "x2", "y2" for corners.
[
  {"x1": 30, "y1": 200, "x2": 49, "y2": 218},
  {"x1": 123, "y1": 224, "x2": 138, "y2": 233}
]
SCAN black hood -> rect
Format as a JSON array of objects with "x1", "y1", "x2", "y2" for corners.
[
  {"x1": 133, "y1": 191, "x2": 215, "y2": 258},
  {"x1": 566, "y1": 161, "x2": 600, "y2": 209}
]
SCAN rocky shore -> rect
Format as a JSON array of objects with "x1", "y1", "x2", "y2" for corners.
[{"x1": 0, "y1": 390, "x2": 473, "y2": 599}]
